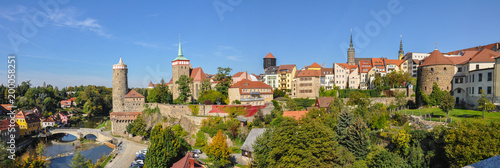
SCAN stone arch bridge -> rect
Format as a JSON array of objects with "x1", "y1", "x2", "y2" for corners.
[{"x1": 49, "y1": 128, "x2": 113, "y2": 142}]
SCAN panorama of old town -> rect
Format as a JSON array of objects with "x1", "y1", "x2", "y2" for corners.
[{"x1": 1, "y1": 1, "x2": 500, "y2": 168}]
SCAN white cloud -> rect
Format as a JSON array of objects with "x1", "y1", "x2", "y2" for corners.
[
  {"x1": 0, "y1": 5, "x2": 29, "y2": 22},
  {"x1": 48, "y1": 7, "x2": 111, "y2": 38},
  {"x1": 215, "y1": 45, "x2": 244, "y2": 61}
]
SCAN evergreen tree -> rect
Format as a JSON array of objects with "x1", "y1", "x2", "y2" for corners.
[
  {"x1": 176, "y1": 75, "x2": 193, "y2": 103},
  {"x1": 145, "y1": 124, "x2": 190, "y2": 168},
  {"x1": 345, "y1": 117, "x2": 370, "y2": 159},
  {"x1": 337, "y1": 109, "x2": 354, "y2": 144},
  {"x1": 205, "y1": 130, "x2": 231, "y2": 167},
  {"x1": 253, "y1": 128, "x2": 274, "y2": 168},
  {"x1": 368, "y1": 149, "x2": 408, "y2": 168},
  {"x1": 147, "y1": 87, "x2": 158, "y2": 103}
]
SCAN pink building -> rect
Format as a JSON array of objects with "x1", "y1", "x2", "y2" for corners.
[{"x1": 58, "y1": 111, "x2": 68, "y2": 125}]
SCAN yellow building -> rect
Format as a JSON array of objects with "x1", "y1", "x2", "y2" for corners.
[
  {"x1": 278, "y1": 64, "x2": 297, "y2": 91},
  {"x1": 228, "y1": 79, "x2": 273, "y2": 106},
  {"x1": 15, "y1": 110, "x2": 41, "y2": 136},
  {"x1": 307, "y1": 62, "x2": 322, "y2": 71}
]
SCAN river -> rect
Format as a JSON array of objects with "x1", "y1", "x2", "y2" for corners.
[{"x1": 45, "y1": 133, "x2": 112, "y2": 168}]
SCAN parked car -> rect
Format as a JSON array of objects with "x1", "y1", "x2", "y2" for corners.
[
  {"x1": 192, "y1": 149, "x2": 202, "y2": 154},
  {"x1": 135, "y1": 154, "x2": 145, "y2": 160}
]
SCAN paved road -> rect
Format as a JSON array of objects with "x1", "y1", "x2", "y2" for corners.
[{"x1": 105, "y1": 136, "x2": 148, "y2": 168}]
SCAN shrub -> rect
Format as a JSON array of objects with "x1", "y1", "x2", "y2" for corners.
[{"x1": 188, "y1": 105, "x2": 199, "y2": 115}]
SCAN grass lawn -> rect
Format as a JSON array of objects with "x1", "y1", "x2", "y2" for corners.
[
  {"x1": 96, "y1": 120, "x2": 111, "y2": 131},
  {"x1": 100, "y1": 154, "x2": 112, "y2": 167},
  {"x1": 401, "y1": 108, "x2": 500, "y2": 123}
]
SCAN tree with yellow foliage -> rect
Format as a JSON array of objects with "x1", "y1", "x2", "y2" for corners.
[{"x1": 205, "y1": 130, "x2": 231, "y2": 167}]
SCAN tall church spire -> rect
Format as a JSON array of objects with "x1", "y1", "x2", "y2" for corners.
[
  {"x1": 347, "y1": 29, "x2": 355, "y2": 65},
  {"x1": 174, "y1": 35, "x2": 189, "y2": 61},
  {"x1": 398, "y1": 35, "x2": 404, "y2": 60}
]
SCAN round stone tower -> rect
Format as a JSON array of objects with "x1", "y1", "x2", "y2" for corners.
[
  {"x1": 417, "y1": 49, "x2": 454, "y2": 95},
  {"x1": 113, "y1": 58, "x2": 128, "y2": 112}
]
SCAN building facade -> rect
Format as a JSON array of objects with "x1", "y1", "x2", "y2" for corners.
[
  {"x1": 263, "y1": 52, "x2": 276, "y2": 69},
  {"x1": 292, "y1": 70, "x2": 320, "y2": 98},
  {"x1": 418, "y1": 49, "x2": 455, "y2": 95},
  {"x1": 15, "y1": 110, "x2": 41, "y2": 136},
  {"x1": 278, "y1": 64, "x2": 297, "y2": 91},
  {"x1": 228, "y1": 79, "x2": 273, "y2": 105}
]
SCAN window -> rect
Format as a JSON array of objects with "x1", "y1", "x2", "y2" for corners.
[
  {"x1": 472, "y1": 74, "x2": 475, "y2": 82},
  {"x1": 478, "y1": 87, "x2": 482, "y2": 94},
  {"x1": 488, "y1": 86, "x2": 492, "y2": 94},
  {"x1": 458, "y1": 67, "x2": 462, "y2": 72},
  {"x1": 431, "y1": 68, "x2": 434, "y2": 71},
  {"x1": 479, "y1": 73, "x2": 482, "y2": 82},
  {"x1": 436, "y1": 77, "x2": 439, "y2": 81},
  {"x1": 472, "y1": 87, "x2": 474, "y2": 94},
  {"x1": 488, "y1": 72, "x2": 492, "y2": 81},
  {"x1": 455, "y1": 78, "x2": 459, "y2": 84},
  {"x1": 476, "y1": 64, "x2": 479, "y2": 70},
  {"x1": 457, "y1": 89, "x2": 461, "y2": 93},
  {"x1": 444, "y1": 67, "x2": 447, "y2": 70}
]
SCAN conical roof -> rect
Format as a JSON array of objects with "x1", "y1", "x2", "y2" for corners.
[
  {"x1": 174, "y1": 39, "x2": 189, "y2": 61},
  {"x1": 264, "y1": 52, "x2": 275, "y2": 59},
  {"x1": 420, "y1": 49, "x2": 453, "y2": 67}
]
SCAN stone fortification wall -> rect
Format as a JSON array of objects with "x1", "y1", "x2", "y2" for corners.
[{"x1": 341, "y1": 97, "x2": 415, "y2": 106}]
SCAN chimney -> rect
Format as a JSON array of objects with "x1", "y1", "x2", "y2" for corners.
[{"x1": 189, "y1": 158, "x2": 195, "y2": 168}]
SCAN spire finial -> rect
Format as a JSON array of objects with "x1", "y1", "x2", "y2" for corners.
[
  {"x1": 435, "y1": 42, "x2": 438, "y2": 50},
  {"x1": 349, "y1": 29, "x2": 353, "y2": 47},
  {"x1": 119, "y1": 57, "x2": 123, "y2": 64},
  {"x1": 178, "y1": 35, "x2": 183, "y2": 56}
]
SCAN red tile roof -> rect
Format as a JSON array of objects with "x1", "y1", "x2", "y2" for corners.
[
  {"x1": 148, "y1": 82, "x2": 155, "y2": 88},
  {"x1": 278, "y1": 64, "x2": 296, "y2": 72},
  {"x1": 420, "y1": 49, "x2": 454, "y2": 67},
  {"x1": 446, "y1": 42, "x2": 500, "y2": 55},
  {"x1": 309, "y1": 62, "x2": 322, "y2": 68},
  {"x1": 124, "y1": 90, "x2": 144, "y2": 98},
  {"x1": 283, "y1": 111, "x2": 308, "y2": 120},
  {"x1": 232, "y1": 71, "x2": 247, "y2": 78},
  {"x1": 171, "y1": 152, "x2": 204, "y2": 168},
  {"x1": 315, "y1": 97, "x2": 335, "y2": 108},
  {"x1": 1, "y1": 104, "x2": 12, "y2": 111},
  {"x1": 468, "y1": 49, "x2": 500, "y2": 63},
  {"x1": 190, "y1": 67, "x2": 206, "y2": 82},
  {"x1": 297, "y1": 70, "x2": 320, "y2": 77},
  {"x1": 320, "y1": 68, "x2": 333, "y2": 77},
  {"x1": 264, "y1": 52, "x2": 276, "y2": 59},
  {"x1": 0, "y1": 118, "x2": 18, "y2": 131}
]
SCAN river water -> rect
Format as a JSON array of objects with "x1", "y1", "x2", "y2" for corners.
[{"x1": 47, "y1": 134, "x2": 112, "y2": 168}]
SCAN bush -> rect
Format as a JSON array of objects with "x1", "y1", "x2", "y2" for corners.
[
  {"x1": 188, "y1": 105, "x2": 199, "y2": 115},
  {"x1": 195, "y1": 130, "x2": 207, "y2": 147}
]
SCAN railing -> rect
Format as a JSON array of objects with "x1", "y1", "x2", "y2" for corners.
[{"x1": 240, "y1": 98, "x2": 264, "y2": 102}]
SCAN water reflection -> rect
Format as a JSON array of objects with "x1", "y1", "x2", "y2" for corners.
[{"x1": 49, "y1": 145, "x2": 112, "y2": 168}]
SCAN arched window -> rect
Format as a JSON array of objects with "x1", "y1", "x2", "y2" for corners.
[
  {"x1": 431, "y1": 68, "x2": 434, "y2": 71},
  {"x1": 444, "y1": 67, "x2": 447, "y2": 70}
]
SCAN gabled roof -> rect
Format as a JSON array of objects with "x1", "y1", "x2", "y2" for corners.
[
  {"x1": 468, "y1": 49, "x2": 500, "y2": 63},
  {"x1": 316, "y1": 97, "x2": 335, "y2": 108},
  {"x1": 309, "y1": 62, "x2": 322, "y2": 68},
  {"x1": 420, "y1": 49, "x2": 454, "y2": 67},
  {"x1": 231, "y1": 79, "x2": 272, "y2": 90},
  {"x1": 296, "y1": 70, "x2": 320, "y2": 77},
  {"x1": 264, "y1": 52, "x2": 276, "y2": 59},
  {"x1": 320, "y1": 68, "x2": 333, "y2": 77},
  {"x1": 283, "y1": 111, "x2": 308, "y2": 120},
  {"x1": 240, "y1": 128, "x2": 266, "y2": 152},
  {"x1": 0, "y1": 118, "x2": 18, "y2": 130},
  {"x1": 278, "y1": 64, "x2": 296, "y2": 72},
  {"x1": 170, "y1": 152, "x2": 204, "y2": 168},
  {"x1": 190, "y1": 67, "x2": 206, "y2": 82},
  {"x1": 148, "y1": 82, "x2": 155, "y2": 88},
  {"x1": 232, "y1": 71, "x2": 247, "y2": 78},
  {"x1": 1, "y1": 104, "x2": 13, "y2": 111},
  {"x1": 124, "y1": 90, "x2": 145, "y2": 98}
]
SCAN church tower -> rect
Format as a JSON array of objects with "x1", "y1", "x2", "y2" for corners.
[
  {"x1": 171, "y1": 38, "x2": 192, "y2": 100},
  {"x1": 112, "y1": 58, "x2": 128, "y2": 112},
  {"x1": 398, "y1": 36, "x2": 404, "y2": 60},
  {"x1": 347, "y1": 31, "x2": 355, "y2": 65}
]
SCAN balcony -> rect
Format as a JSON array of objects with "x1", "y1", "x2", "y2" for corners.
[
  {"x1": 281, "y1": 81, "x2": 287, "y2": 84},
  {"x1": 240, "y1": 97, "x2": 264, "y2": 102}
]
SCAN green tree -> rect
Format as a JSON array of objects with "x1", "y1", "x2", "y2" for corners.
[
  {"x1": 282, "y1": 97, "x2": 300, "y2": 111},
  {"x1": 445, "y1": 120, "x2": 500, "y2": 167},
  {"x1": 337, "y1": 109, "x2": 354, "y2": 145},
  {"x1": 198, "y1": 90, "x2": 226, "y2": 105},
  {"x1": 368, "y1": 149, "x2": 408, "y2": 168},
  {"x1": 195, "y1": 130, "x2": 207, "y2": 147},
  {"x1": 439, "y1": 91, "x2": 455, "y2": 118},
  {"x1": 147, "y1": 87, "x2": 159, "y2": 103},
  {"x1": 145, "y1": 124, "x2": 190, "y2": 168},
  {"x1": 214, "y1": 67, "x2": 232, "y2": 96},
  {"x1": 0, "y1": 143, "x2": 13, "y2": 167},
  {"x1": 201, "y1": 78, "x2": 212, "y2": 93},
  {"x1": 70, "y1": 151, "x2": 92, "y2": 168},
  {"x1": 478, "y1": 89, "x2": 496, "y2": 119},
  {"x1": 205, "y1": 130, "x2": 231, "y2": 167},
  {"x1": 273, "y1": 88, "x2": 286, "y2": 98},
  {"x1": 345, "y1": 117, "x2": 370, "y2": 159},
  {"x1": 252, "y1": 128, "x2": 274, "y2": 168},
  {"x1": 176, "y1": 75, "x2": 193, "y2": 103},
  {"x1": 253, "y1": 117, "x2": 341, "y2": 167},
  {"x1": 392, "y1": 129, "x2": 411, "y2": 156}
]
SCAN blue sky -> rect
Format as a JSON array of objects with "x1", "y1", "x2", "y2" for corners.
[{"x1": 0, "y1": 0, "x2": 499, "y2": 88}]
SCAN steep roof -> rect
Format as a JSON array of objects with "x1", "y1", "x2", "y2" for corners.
[
  {"x1": 420, "y1": 49, "x2": 454, "y2": 67},
  {"x1": 316, "y1": 97, "x2": 335, "y2": 108},
  {"x1": 232, "y1": 71, "x2": 247, "y2": 78},
  {"x1": 0, "y1": 118, "x2": 18, "y2": 131},
  {"x1": 320, "y1": 68, "x2": 333, "y2": 77},
  {"x1": 278, "y1": 64, "x2": 296, "y2": 72},
  {"x1": 309, "y1": 62, "x2": 322, "y2": 68},
  {"x1": 264, "y1": 52, "x2": 276, "y2": 59},
  {"x1": 283, "y1": 111, "x2": 308, "y2": 120},
  {"x1": 124, "y1": 90, "x2": 145, "y2": 98},
  {"x1": 469, "y1": 49, "x2": 500, "y2": 63},
  {"x1": 240, "y1": 128, "x2": 266, "y2": 152},
  {"x1": 296, "y1": 70, "x2": 320, "y2": 77},
  {"x1": 190, "y1": 67, "x2": 206, "y2": 82},
  {"x1": 231, "y1": 79, "x2": 272, "y2": 90},
  {"x1": 148, "y1": 82, "x2": 155, "y2": 88},
  {"x1": 170, "y1": 152, "x2": 204, "y2": 168}
]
